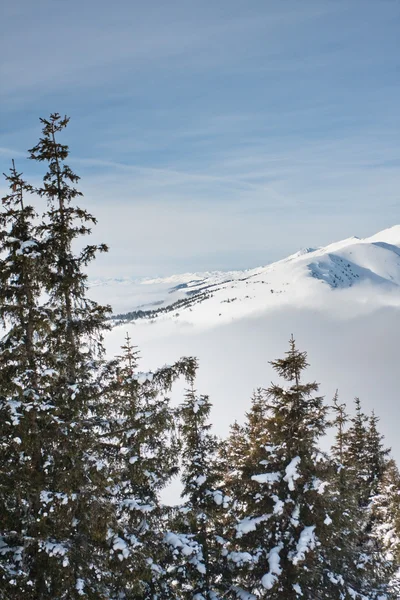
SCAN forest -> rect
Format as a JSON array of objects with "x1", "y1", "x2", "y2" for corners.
[{"x1": 0, "y1": 115, "x2": 399, "y2": 599}]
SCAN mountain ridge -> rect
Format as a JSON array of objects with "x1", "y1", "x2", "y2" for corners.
[{"x1": 88, "y1": 225, "x2": 400, "y2": 323}]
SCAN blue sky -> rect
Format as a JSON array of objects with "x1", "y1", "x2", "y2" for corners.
[{"x1": 1, "y1": 0, "x2": 399, "y2": 277}]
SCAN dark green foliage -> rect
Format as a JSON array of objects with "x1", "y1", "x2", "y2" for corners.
[
  {"x1": 166, "y1": 383, "x2": 229, "y2": 599},
  {"x1": 102, "y1": 335, "x2": 197, "y2": 598},
  {"x1": 224, "y1": 338, "x2": 343, "y2": 599}
]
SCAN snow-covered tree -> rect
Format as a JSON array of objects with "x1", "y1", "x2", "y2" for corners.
[
  {"x1": 166, "y1": 383, "x2": 229, "y2": 599},
  {"x1": 340, "y1": 399, "x2": 394, "y2": 598},
  {"x1": 227, "y1": 338, "x2": 353, "y2": 599},
  {"x1": 370, "y1": 459, "x2": 400, "y2": 596},
  {"x1": 102, "y1": 334, "x2": 197, "y2": 598},
  {"x1": 0, "y1": 160, "x2": 54, "y2": 597},
  {"x1": 341, "y1": 399, "x2": 390, "y2": 507},
  {"x1": 329, "y1": 393, "x2": 366, "y2": 597}
]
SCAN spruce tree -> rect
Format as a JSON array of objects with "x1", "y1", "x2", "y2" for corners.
[
  {"x1": 341, "y1": 399, "x2": 393, "y2": 597},
  {"x1": 166, "y1": 383, "x2": 229, "y2": 599},
  {"x1": 1, "y1": 114, "x2": 118, "y2": 598},
  {"x1": 0, "y1": 113, "x2": 201, "y2": 599},
  {"x1": 28, "y1": 113, "x2": 110, "y2": 382},
  {"x1": 102, "y1": 334, "x2": 197, "y2": 598},
  {"x1": 330, "y1": 393, "x2": 364, "y2": 596},
  {"x1": 341, "y1": 398, "x2": 371, "y2": 507},
  {"x1": 227, "y1": 338, "x2": 351, "y2": 599},
  {"x1": 0, "y1": 161, "x2": 52, "y2": 598},
  {"x1": 370, "y1": 459, "x2": 400, "y2": 596}
]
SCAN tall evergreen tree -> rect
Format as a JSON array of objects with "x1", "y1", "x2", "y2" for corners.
[
  {"x1": 0, "y1": 114, "x2": 199, "y2": 599},
  {"x1": 341, "y1": 398, "x2": 371, "y2": 507},
  {"x1": 102, "y1": 334, "x2": 197, "y2": 598},
  {"x1": 370, "y1": 459, "x2": 400, "y2": 596},
  {"x1": 0, "y1": 161, "x2": 52, "y2": 598},
  {"x1": 329, "y1": 393, "x2": 365, "y2": 597},
  {"x1": 341, "y1": 399, "x2": 393, "y2": 597},
  {"x1": 28, "y1": 113, "x2": 109, "y2": 382},
  {"x1": 221, "y1": 390, "x2": 268, "y2": 534},
  {"x1": 166, "y1": 383, "x2": 229, "y2": 599},
  {"x1": 227, "y1": 338, "x2": 355, "y2": 599}
]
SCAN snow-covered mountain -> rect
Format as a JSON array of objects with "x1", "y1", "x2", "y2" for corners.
[
  {"x1": 89, "y1": 225, "x2": 400, "y2": 486},
  {"x1": 89, "y1": 225, "x2": 400, "y2": 325}
]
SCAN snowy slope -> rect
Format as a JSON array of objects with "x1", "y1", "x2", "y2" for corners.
[
  {"x1": 91, "y1": 226, "x2": 400, "y2": 479},
  {"x1": 89, "y1": 225, "x2": 400, "y2": 325}
]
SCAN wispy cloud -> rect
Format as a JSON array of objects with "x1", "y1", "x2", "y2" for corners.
[{"x1": 0, "y1": 0, "x2": 399, "y2": 277}]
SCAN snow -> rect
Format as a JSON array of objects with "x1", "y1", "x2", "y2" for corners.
[
  {"x1": 211, "y1": 490, "x2": 229, "y2": 506},
  {"x1": 41, "y1": 541, "x2": 68, "y2": 558},
  {"x1": 15, "y1": 240, "x2": 37, "y2": 256},
  {"x1": 164, "y1": 532, "x2": 197, "y2": 557},
  {"x1": 293, "y1": 583, "x2": 303, "y2": 596},
  {"x1": 112, "y1": 536, "x2": 130, "y2": 559},
  {"x1": 228, "y1": 551, "x2": 253, "y2": 565},
  {"x1": 283, "y1": 456, "x2": 301, "y2": 491},
  {"x1": 193, "y1": 397, "x2": 206, "y2": 413},
  {"x1": 261, "y1": 545, "x2": 282, "y2": 590},
  {"x1": 272, "y1": 495, "x2": 284, "y2": 515},
  {"x1": 236, "y1": 515, "x2": 270, "y2": 536},
  {"x1": 251, "y1": 472, "x2": 281, "y2": 485},
  {"x1": 292, "y1": 525, "x2": 316, "y2": 565},
  {"x1": 194, "y1": 474, "x2": 207, "y2": 486},
  {"x1": 89, "y1": 225, "x2": 400, "y2": 326},
  {"x1": 76, "y1": 578, "x2": 85, "y2": 596},
  {"x1": 95, "y1": 224, "x2": 400, "y2": 476},
  {"x1": 231, "y1": 586, "x2": 257, "y2": 600}
]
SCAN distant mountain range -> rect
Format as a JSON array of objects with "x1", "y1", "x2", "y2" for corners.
[
  {"x1": 89, "y1": 225, "x2": 400, "y2": 324},
  {"x1": 91, "y1": 225, "x2": 400, "y2": 468}
]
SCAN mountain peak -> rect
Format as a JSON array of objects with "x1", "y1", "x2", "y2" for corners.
[
  {"x1": 89, "y1": 225, "x2": 400, "y2": 320},
  {"x1": 364, "y1": 224, "x2": 400, "y2": 246}
]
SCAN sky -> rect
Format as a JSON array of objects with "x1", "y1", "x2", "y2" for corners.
[{"x1": 1, "y1": 0, "x2": 400, "y2": 278}]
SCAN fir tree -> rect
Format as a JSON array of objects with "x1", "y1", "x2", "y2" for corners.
[
  {"x1": 166, "y1": 383, "x2": 229, "y2": 599},
  {"x1": 102, "y1": 334, "x2": 198, "y2": 599},
  {"x1": 341, "y1": 399, "x2": 393, "y2": 598},
  {"x1": 227, "y1": 338, "x2": 351, "y2": 599},
  {"x1": 329, "y1": 392, "x2": 364, "y2": 597},
  {"x1": 0, "y1": 161, "x2": 52, "y2": 598},
  {"x1": 341, "y1": 398, "x2": 371, "y2": 507},
  {"x1": 28, "y1": 113, "x2": 109, "y2": 382},
  {"x1": 370, "y1": 459, "x2": 400, "y2": 596},
  {"x1": 1, "y1": 115, "x2": 118, "y2": 598},
  {"x1": 331, "y1": 390, "x2": 348, "y2": 471}
]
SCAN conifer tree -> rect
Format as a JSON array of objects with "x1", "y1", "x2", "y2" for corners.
[
  {"x1": 365, "y1": 412, "x2": 391, "y2": 497},
  {"x1": 0, "y1": 113, "x2": 201, "y2": 599},
  {"x1": 329, "y1": 393, "x2": 364, "y2": 596},
  {"x1": 102, "y1": 334, "x2": 197, "y2": 599},
  {"x1": 28, "y1": 113, "x2": 110, "y2": 381},
  {"x1": 341, "y1": 399, "x2": 393, "y2": 597},
  {"x1": 227, "y1": 338, "x2": 352, "y2": 599},
  {"x1": 341, "y1": 398, "x2": 371, "y2": 507},
  {"x1": 331, "y1": 391, "x2": 348, "y2": 471},
  {"x1": 370, "y1": 459, "x2": 400, "y2": 595},
  {"x1": 166, "y1": 383, "x2": 229, "y2": 599},
  {"x1": 221, "y1": 419, "x2": 249, "y2": 521},
  {"x1": 222, "y1": 390, "x2": 267, "y2": 527},
  {"x1": 1, "y1": 115, "x2": 122, "y2": 598},
  {"x1": 0, "y1": 161, "x2": 52, "y2": 598}
]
